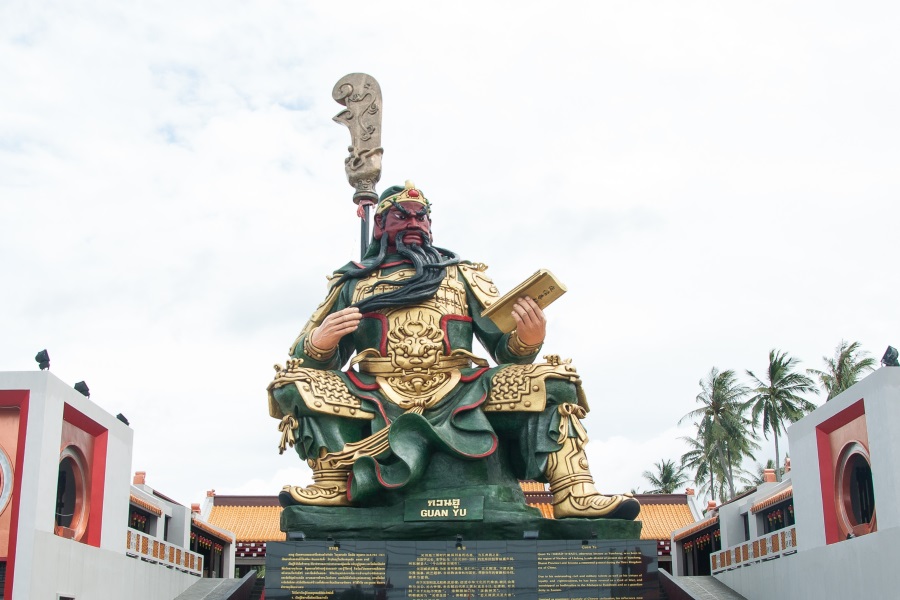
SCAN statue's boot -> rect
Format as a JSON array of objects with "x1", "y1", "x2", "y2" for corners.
[
  {"x1": 547, "y1": 436, "x2": 640, "y2": 520},
  {"x1": 279, "y1": 461, "x2": 351, "y2": 508}
]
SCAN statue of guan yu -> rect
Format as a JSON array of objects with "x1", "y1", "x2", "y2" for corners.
[
  {"x1": 266, "y1": 75, "x2": 639, "y2": 537},
  {"x1": 268, "y1": 181, "x2": 639, "y2": 523}
]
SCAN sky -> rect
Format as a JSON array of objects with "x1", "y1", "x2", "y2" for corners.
[{"x1": 2, "y1": 1, "x2": 898, "y2": 507}]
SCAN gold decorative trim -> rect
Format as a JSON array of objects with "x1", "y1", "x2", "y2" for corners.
[
  {"x1": 486, "y1": 357, "x2": 586, "y2": 413},
  {"x1": 352, "y1": 266, "x2": 467, "y2": 316},
  {"x1": 282, "y1": 461, "x2": 352, "y2": 507},
  {"x1": 267, "y1": 359, "x2": 373, "y2": 420},
  {"x1": 347, "y1": 308, "x2": 488, "y2": 409},
  {"x1": 555, "y1": 403, "x2": 588, "y2": 444},
  {"x1": 351, "y1": 267, "x2": 411, "y2": 304},
  {"x1": 546, "y1": 435, "x2": 638, "y2": 519},
  {"x1": 376, "y1": 371, "x2": 462, "y2": 410},
  {"x1": 375, "y1": 180, "x2": 429, "y2": 215},
  {"x1": 290, "y1": 279, "x2": 345, "y2": 355},
  {"x1": 292, "y1": 373, "x2": 372, "y2": 419},
  {"x1": 507, "y1": 330, "x2": 543, "y2": 356},
  {"x1": 278, "y1": 415, "x2": 299, "y2": 455},
  {"x1": 355, "y1": 352, "x2": 479, "y2": 375},
  {"x1": 303, "y1": 329, "x2": 337, "y2": 361},
  {"x1": 458, "y1": 263, "x2": 500, "y2": 309}
]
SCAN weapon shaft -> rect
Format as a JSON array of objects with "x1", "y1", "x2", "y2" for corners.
[{"x1": 360, "y1": 205, "x2": 370, "y2": 258}]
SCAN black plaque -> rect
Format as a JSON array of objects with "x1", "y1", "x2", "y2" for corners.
[{"x1": 266, "y1": 539, "x2": 659, "y2": 599}]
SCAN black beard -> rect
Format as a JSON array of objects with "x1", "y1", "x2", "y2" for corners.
[{"x1": 352, "y1": 231, "x2": 460, "y2": 313}]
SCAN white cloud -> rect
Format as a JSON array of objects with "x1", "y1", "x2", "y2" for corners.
[{"x1": 2, "y1": 1, "x2": 897, "y2": 507}]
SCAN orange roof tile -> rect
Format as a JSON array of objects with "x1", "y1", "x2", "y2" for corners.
[
  {"x1": 520, "y1": 485, "x2": 696, "y2": 541},
  {"x1": 528, "y1": 501, "x2": 554, "y2": 519},
  {"x1": 192, "y1": 515, "x2": 235, "y2": 543},
  {"x1": 130, "y1": 494, "x2": 162, "y2": 517},
  {"x1": 207, "y1": 504, "x2": 284, "y2": 543},
  {"x1": 199, "y1": 489, "x2": 695, "y2": 543},
  {"x1": 751, "y1": 486, "x2": 793, "y2": 514},
  {"x1": 673, "y1": 515, "x2": 718, "y2": 541},
  {"x1": 636, "y1": 503, "x2": 696, "y2": 541},
  {"x1": 519, "y1": 481, "x2": 548, "y2": 493}
]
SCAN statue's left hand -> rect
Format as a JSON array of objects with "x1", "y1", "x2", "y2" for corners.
[
  {"x1": 311, "y1": 307, "x2": 362, "y2": 352},
  {"x1": 511, "y1": 296, "x2": 546, "y2": 346}
]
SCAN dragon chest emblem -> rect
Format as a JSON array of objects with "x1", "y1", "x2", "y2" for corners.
[{"x1": 386, "y1": 312, "x2": 449, "y2": 394}]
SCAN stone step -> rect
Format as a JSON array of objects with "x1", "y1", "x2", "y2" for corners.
[
  {"x1": 174, "y1": 578, "x2": 248, "y2": 600},
  {"x1": 661, "y1": 572, "x2": 749, "y2": 600}
]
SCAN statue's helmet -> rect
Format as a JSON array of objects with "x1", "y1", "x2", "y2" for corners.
[
  {"x1": 375, "y1": 180, "x2": 431, "y2": 216},
  {"x1": 371, "y1": 180, "x2": 433, "y2": 248}
]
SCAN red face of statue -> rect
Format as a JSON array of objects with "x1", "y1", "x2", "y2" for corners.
[{"x1": 374, "y1": 201, "x2": 432, "y2": 250}]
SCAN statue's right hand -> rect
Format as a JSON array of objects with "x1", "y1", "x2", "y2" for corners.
[{"x1": 310, "y1": 307, "x2": 362, "y2": 351}]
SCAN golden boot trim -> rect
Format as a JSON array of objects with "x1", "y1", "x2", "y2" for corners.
[
  {"x1": 282, "y1": 464, "x2": 351, "y2": 507},
  {"x1": 556, "y1": 403, "x2": 588, "y2": 444},
  {"x1": 546, "y1": 436, "x2": 640, "y2": 519}
]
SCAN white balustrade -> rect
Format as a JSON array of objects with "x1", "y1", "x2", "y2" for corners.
[
  {"x1": 710, "y1": 525, "x2": 797, "y2": 574},
  {"x1": 125, "y1": 527, "x2": 203, "y2": 576}
]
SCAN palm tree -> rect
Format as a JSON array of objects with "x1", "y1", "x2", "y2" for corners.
[
  {"x1": 808, "y1": 340, "x2": 876, "y2": 400},
  {"x1": 740, "y1": 459, "x2": 778, "y2": 493},
  {"x1": 745, "y1": 350, "x2": 817, "y2": 480},
  {"x1": 680, "y1": 428, "x2": 716, "y2": 500},
  {"x1": 684, "y1": 422, "x2": 760, "y2": 502},
  {"x1": 680, "y1": 368, "x2": 754, "y2": 499},
  {"x1": 642, "y1": 459, "x2": 689, "y2": 494}
]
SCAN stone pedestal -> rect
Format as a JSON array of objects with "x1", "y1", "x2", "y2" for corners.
[
  {"x1": 281, "y1": 450, "x2": 641, "y2": 541},
  {"x1": 266, "y1": 539, "x2": 660, "y2": 599}
]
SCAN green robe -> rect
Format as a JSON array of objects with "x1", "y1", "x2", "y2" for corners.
[{"x1": 272, "y1": 254, "x2": 579, "y2": 502}]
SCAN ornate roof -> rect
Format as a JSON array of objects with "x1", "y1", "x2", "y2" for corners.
[
  {"x1": 191, "y1": 515, "x2": 235, "y2": 543},
  {"x1": 673, "y1": 515, "x2": 719, "y2": 542},
  {"x1": 518, "y1": 482, "x2": 697, "y2": 541},
  {"x1": 201, "y1": 487, "x2": 697, "y2": 543},
  {"x1": 205, "y1": 496, "x2": 284, "y2": 543},
  {"x1": 129, "y1": 493, "x2": 162, "y2": 517},
  {"x1": 636, "y1": 501, "x2": 697, "y2": 541},
  {"x1": 751, "y1": 486, "x2": 793, "y2": 514}
]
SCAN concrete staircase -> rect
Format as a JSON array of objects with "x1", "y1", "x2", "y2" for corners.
[
  {"x1": 659, "y1": 570, "x2": 749, "y2": 600},
  {"x1": 174, "y1": 572, "x2": 258, "y2": 600}
]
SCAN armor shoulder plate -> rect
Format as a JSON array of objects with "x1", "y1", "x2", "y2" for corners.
[{"x1": 459, "y1": 262, "x2": 500, "y2": 310}]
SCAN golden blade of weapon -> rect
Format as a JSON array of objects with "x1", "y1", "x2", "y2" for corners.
[{"x1": 333, "y1": 73, "x2": 383, "y2": 259}]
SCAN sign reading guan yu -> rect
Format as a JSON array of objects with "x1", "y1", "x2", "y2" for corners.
[{"x1": 404, "y1": 496, "x2": 485, "y2": 521}]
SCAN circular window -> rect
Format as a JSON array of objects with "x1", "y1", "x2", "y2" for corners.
[
  {"x1": 55, "y1": 446, "x2": 90, "y2": 541},
  {"x1": 0, "y1": 444, "x2": 13, "y2": 515},
  {"x1": 836, "y1": 442, "x2": 876, "y2": 538}
]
